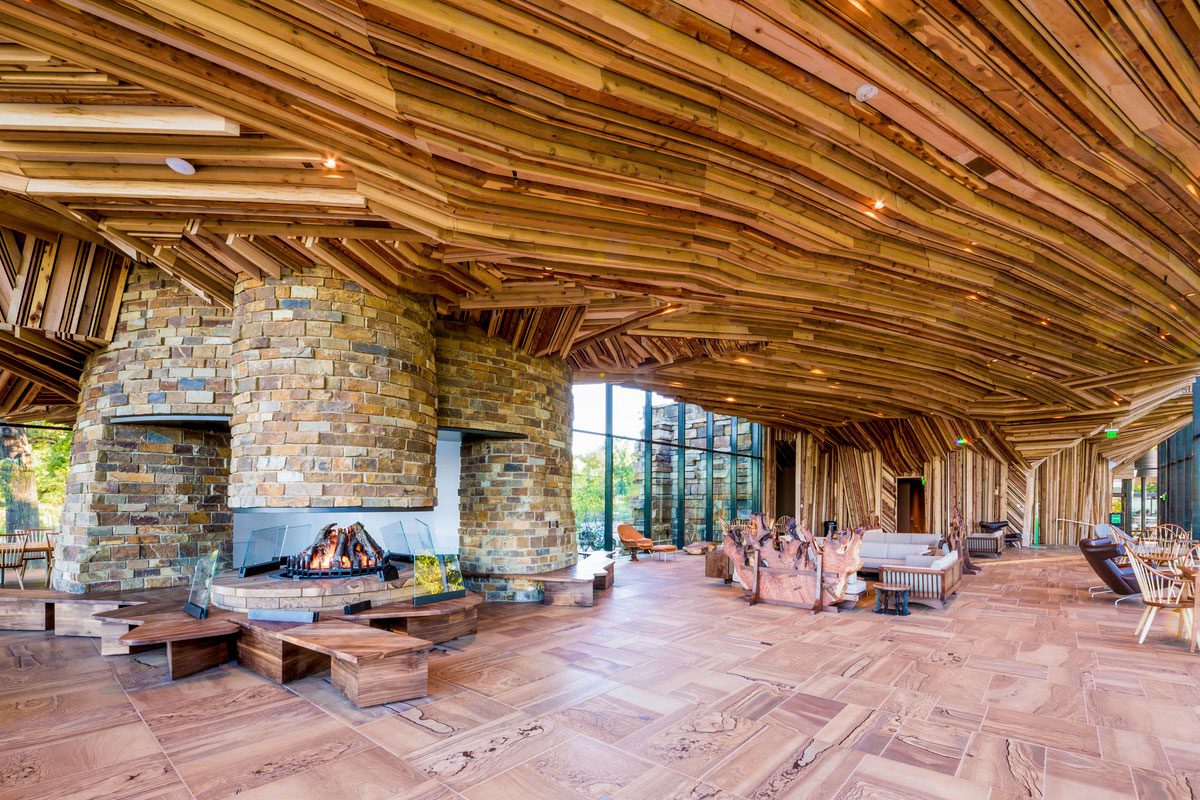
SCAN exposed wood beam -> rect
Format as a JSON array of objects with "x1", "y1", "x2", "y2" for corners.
[
  {"x1": 0, "y1": 102, "x2": 239, "y2": 135},
  {"x1": 571, "y1": 304, "x2": 686, "y2": 350}
]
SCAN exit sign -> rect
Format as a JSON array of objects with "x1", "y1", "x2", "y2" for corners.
[{"x1": 1110, "y1": 512, "x2": 1123, "y2": 525}]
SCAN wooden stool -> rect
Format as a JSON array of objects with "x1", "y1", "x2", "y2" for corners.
[
  {"x1": 873, "y1": 583, "x2": 910, "y2": 616},
  {"x1": 652, "y1": 545, "x2": 677, "y2": 561}
]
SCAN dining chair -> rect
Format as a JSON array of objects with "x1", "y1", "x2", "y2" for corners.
[
  {"x1": 16, "y1": 528, "x2": 57, "y2": 587},
  {"x1": 1127, "y1": 547, "x2": 1192, "y2": 645},
  {"x1": 0, "y1": 533, "x2": 29, "y2": 589}
]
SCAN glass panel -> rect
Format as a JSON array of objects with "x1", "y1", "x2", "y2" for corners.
[
  {"x1": 649, "y1": 444, "x2": 677, "y2": 544},
  {"x1": 683, "y1": 447, "x2": 707, "y2": 541},
  {"x1": 241, "y1": 524, "x2": 286, "y2": 571},
  {"x1": 1144, "y1": 477, "x2": 1158, "y2": 530},
  {"x1": 735, "y1": 456, "x2": 756, "y2": 520},
  {"x1": 611, "y1": 437, "x2": 638, "y2": 539},
  {"x1": 571, "y1": 384, "x2": 765, "y2": 552},
  {"x1": 713, "y1": 452, "x2": 732, "y2": 533},
  {"x1": 649, "y1": 394, "x2": 678, "y2": 446},
  {"x1": 712, "y1": 415, "x2": 734, "y2": 454},
  {"x1": 683, "y1": 405, "x2": 708, "y2": 449},
  {"x1": 572, "y1": 431, "x2": 607, "y2": 551},
  {"x1": 611, "y1": 386, "x2": 647, "y2": 440},
  {"x1": 737, "y1": 419, "x2": 755, "y2": 454},
  {"x1": 572, "y1": 383, "x2": 607, "y2": 435}
]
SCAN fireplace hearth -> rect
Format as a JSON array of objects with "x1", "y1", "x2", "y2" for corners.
[{"x1": 279, "y1": 522, "x2": 390, "y2": 579}]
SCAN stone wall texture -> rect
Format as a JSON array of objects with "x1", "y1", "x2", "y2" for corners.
[
  {"x1": 229, "y1": 264, "x2": 437, "y2": 509},
  {"x1": 55, "y1": 268, "x2": 232, "y2": 592},
  {"x1": 78, "y1": 265, "x2": 233, "y2": 417},
  {"x1": 437, "y1": 323, "x2": 576, "y2": 601}
]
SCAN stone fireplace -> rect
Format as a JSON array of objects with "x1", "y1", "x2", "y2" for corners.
[{"x1": 57, "y1": 261, "x2": 577, "y2": 603}]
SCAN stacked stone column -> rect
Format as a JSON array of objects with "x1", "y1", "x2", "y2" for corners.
[
  {"x1": 56, "y1": 266, "x2": 232, "y2": 592},
  {"x1": 58, "y1": 261, "x2": 576, "y2": 601},
  {"x1": 437, "y1": 323, "x2": 576, "y2": 601},
  {"x1": 229, "y1": 264, "x2": 438, "y2": 509}
]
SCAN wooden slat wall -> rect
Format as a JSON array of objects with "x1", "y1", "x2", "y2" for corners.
[
  {"x1": 879, "y1": 463, "x2": 898, "y2": 533},
  {"x1": 1006, "y1": 467, "x2": 1030, "y2": 537},
  {"x1": 798, "y1": 433, "x2": 1042, "y2": 538},
  {"x1": 1032, "y1": 440, "x2": 1112, "y2": 546}
]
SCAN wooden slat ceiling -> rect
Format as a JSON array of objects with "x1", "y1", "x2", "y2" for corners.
[{"x1": 0, "y1": 0, "x2": 1197, "y2": 465}]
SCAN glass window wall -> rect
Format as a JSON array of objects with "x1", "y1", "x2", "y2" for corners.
[{"x1": 571, "y1": 384, "x2": 763, "y2": 551}]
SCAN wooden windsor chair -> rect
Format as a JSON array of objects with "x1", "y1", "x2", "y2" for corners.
[
  {"x1": 14, "y1": 528, "x2": 56, "y2": 586},
  {"x1": 0, "y1": 533, "x2": 29, "y2": 589},
  {"x1": 1127, "y1": 547, "x2": 1193, "y2": 645}
]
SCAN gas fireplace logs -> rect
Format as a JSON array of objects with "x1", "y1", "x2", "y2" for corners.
[{"x1": 281, "y1": 522, "x2": 391, "y2": 579}]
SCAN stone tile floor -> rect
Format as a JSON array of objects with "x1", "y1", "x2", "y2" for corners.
[{"x1": 2, "y1": 549, "x2": 1200, "y2": 799}]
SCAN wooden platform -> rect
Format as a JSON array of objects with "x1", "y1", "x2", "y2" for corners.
[
  {"x1": 0, "y1": 586, "x2": 188, "y2": 652},
  {"x1": 117, "y1": 611, "x2": 241, "y2": 680},
  {"x1": 275, "y1": 620, "x2": 431, "y2": 707},
  {"x1": 464, "y1": 553, "x2": 614, "y2": 607},
  {"x1": 335, "y1": 591, "x2": 482, "y2": 642}
]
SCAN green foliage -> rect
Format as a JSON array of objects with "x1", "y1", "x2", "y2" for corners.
[
  {"x1": 28, "y1": 427, "x2": 71, "y2": 516},
  {"x1": 572, "y1": 440, "x2": 639, "y2": 550},
  {"x1": 0, "y1": 425, "x2": 72, "y2": 531}
]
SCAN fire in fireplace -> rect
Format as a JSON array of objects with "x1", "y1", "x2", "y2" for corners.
[{"x1": 280, "y1": 522, "x2": 389, "y2": 579}]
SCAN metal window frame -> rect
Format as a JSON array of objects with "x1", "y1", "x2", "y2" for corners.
[{"x1": 573, "y1": 386, "x2": 766, "y2": 552}]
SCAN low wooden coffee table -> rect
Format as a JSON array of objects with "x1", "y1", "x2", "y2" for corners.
[{"x1": 873, "y1": 583, "x2": 910, "y2": 616}]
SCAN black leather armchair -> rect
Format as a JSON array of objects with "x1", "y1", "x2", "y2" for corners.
[{"x1": 1079, "y1": 535, "x2": 1138, "y2": 599}]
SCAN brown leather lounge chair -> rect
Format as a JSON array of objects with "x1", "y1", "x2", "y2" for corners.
[
  {"x1": 617, "y1": 524, "x2": 677, "y2": 561},
  {"x1": 1080, "y1": 533, "x2": 1140, "y2": 604}
]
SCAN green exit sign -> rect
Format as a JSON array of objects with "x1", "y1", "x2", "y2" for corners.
[
  {"x1": 1105, "y1": 428, "x2": 1119, "y2": 438},
  {"x1": 1110, "y1": 512, "x2": 1123, "y2": 525}
]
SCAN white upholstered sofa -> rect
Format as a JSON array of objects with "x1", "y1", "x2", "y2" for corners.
[{"x1": 858, "y1": 531, "x2": 961, "y2": 607}]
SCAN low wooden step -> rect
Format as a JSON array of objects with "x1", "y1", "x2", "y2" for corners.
[
  {"x1": 276, "y1": 620, "x2": 431, "y2": 707},
  {"x1": 118, "y1": 611, "x2": 241, "y2": 680},
  {"x1": 336, "y1": 592, "x2": 481, "y2": 642}
]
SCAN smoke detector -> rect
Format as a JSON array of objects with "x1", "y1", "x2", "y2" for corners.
[
  {"x1": 165, "y1": 157, "x2": 196, "y2": 176},
  {"x1": 855, "y1": 84, "x2": 879, "y2": 103}
]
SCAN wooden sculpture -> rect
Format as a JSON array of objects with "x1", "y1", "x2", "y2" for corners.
[
  {"x1": 944, "y1": 492, "x2": 981, "y2": 576},
  {"x1": 722, "y1": 514, "x2": 865, "y2": 612}
]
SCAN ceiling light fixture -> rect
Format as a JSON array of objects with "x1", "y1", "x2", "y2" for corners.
[
  {"x1": 164, "y1": 157, "x2": 195, "y2": 176},
  {"x1": 725, "y1": 396, "x2": 737, "y2": 403},
  {"x1": 323, "y1": 156, "x2": 338, "y2": 169},
  {"x1": 873, "y1": 198, "x2": 885, "y2": 210}
]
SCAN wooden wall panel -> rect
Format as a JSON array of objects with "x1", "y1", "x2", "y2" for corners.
[
  {"x1": 879, "y1": 463, "x2": 897, "y2": 533},
  {"x1": 1033, "y1": 440, "x2": 1112, "y2": 546}
]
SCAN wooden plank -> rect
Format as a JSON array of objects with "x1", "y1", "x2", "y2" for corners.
[
  {"x1": 276, "y1": 619, "x2": 430, "y2": 664},
  {"x1": 0, "y1": 103, "x2": 239, "y2": 135}
]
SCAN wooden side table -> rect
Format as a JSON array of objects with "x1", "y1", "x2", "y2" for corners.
[
  {"x1": 873, "y1": 583, "x2": 910, "y2": 616},
  {"x1": 705, "y1": 550, "x2": 732, "y2": 583}
]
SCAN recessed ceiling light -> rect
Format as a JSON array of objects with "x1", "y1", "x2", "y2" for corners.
[
  {"x1": 322, "y1": 156, "x2": 338, "y2": 169},
  {"x1": 873, "y1": 198, "x2": 885, "y2": 210},
  {"x1": 164, "y1": 157, "x2": 195, "y2": 176},
  {"x1": 855, "y1": 84, "x2": 879, "y2": 103},
  {"x1": 725, "y1": 396, "x2": 737, "y2": 402}
]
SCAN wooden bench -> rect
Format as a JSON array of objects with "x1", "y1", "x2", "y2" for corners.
[
  {"x1": 118, "y1": 611, "x2": 241, "y2": 679},
  {"x1": 464, "y1": 553, "x2": 615, "y2": 607},
  {"x1": 335, "y1": 591, "x2": 482, "y2": 642},
  {"x1": 91, "y1": 594, "x2": 195, "y2": 655},
  {"x1": 275, "y1": 620, "x2": 430, "y2": 707},
  {"x1": 0, "y1": 587, "x2": 186, "y2": 651}
]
